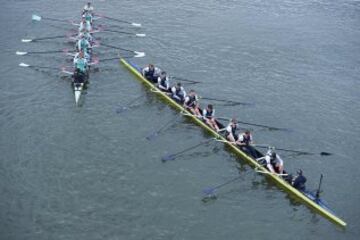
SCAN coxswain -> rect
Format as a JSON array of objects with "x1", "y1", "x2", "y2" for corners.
[
  {"x1": 79, "y1": 18, "x2": 92, "y2": 32},
  {"x1": 73, "y1": 68, "x2": 86, "y2": 85},
  {"x1": 236, "y1": 130, "x2": 261, "y2": 158},
  {"x1": 263, "y1": 149, "x2": 284, "y2": 174},
  {"x1": 184, "y1": 90, "x2": 202, "y2": 117},
  {"x1": 142, "y1": 64, "x2": 161, "y2": 83},
  {"x1": 83, "y1": 2, "x2": 94, "y2": 14},
  {"x1": 76, "y1": 35, "x2": 91, "y2": 54},
  {"x1": 202, "y1": 104, "x2": 220, "y2": 132},
  {"x1": 157, "y1": 71, "x2": 170, "y2": 92},
  {"x1": 292, "y1": 169, "x2": 307, "y2": 191},
  {"x1": 171, "y1": 83, "x2": 186, "y2": 103},
  {"x1": 225, "y1": 118, "x2": 238, "y2": 142},
  {"x1": 74, "y1": 51, "x2": 88, "y2": 73}
]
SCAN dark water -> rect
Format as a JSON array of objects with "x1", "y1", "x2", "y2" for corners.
[{"x1": 0, "y1": 0, "x2": 359, "y2": 239}]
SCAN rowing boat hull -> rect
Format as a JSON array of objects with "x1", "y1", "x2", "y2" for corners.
[{"x1": 120, "y1": 58, "x2": 346, "y2": 227}]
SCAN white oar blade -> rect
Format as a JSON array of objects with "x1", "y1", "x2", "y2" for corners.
[
  {"x1": 135, "y1": 33, "x2": 146, "y2": 37},
  {"x1": 21, "y1": 39, "x2": 32, "y2": 43},
  {"x1": 16, "y1": 51, "x2": 28, "y2": 55},
  {"x1": 19, "y1": 63, "x2": 30, "y2": 67},
  {"x1": 134, "y1": 51, "x2": 145, "y2": 58},
  {"x1": 75, "y1": 90, "x2": 81, "y2": 105},
  {"x1": 132, "y1": 23, "x2": 142, "y2": 27},
  {"x1": 32, "y1": 14, "x2": 42, "y2": 21}
]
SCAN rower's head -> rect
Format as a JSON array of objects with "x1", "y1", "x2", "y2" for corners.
[
  {"x1": 297, "y1": 169, "x2": 303, "y2": 175},
  {"x1": 161, "y1": 71, "x2": 166, "y2": 76},
  {"x1": 231, "y1": 118, "x2": 237, "y2": 125},
  {"x1": 79, "y1": 51, "x2": 84, "y2": 57},
  {"x1": 148, "y1": 64, "x2": 154, "y2": 69},
  {"x1": 271, "y1": 152, "x2": 277, "y2": 159},
  {"x1": 189, "y1": 89, "x2": 196, "y2": 96},
  {"x1": 87, "y1": 2, "x2": 91, "y2": 6},
  {"x1": 207, "y1": 104, "x2": 213, "y2": 110},
  {"x1": 244, "y1": 130, "x2": 251, "y2": 135},
  {"x1": 176, "y1": 82, "x2": 182, "y2": 88}
]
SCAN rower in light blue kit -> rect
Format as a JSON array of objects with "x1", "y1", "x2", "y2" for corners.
[
  {"x1": 76, "y1": 35, "x2": 91, "y2": 53},
  {"x1": 74, "y1": 51, "x2": 88, "y2": 73},
  {"x1": 79, "y1": 17, "x2": 92, "y2": 32}
]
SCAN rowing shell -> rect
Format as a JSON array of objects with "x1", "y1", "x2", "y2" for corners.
[{"x1": 120, "y1": 58, "x2": 346, "y2": 227}]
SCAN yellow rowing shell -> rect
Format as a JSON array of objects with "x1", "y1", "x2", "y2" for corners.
[{"x1": 120, "y1": 58, "x2": 346, "y2": 227}]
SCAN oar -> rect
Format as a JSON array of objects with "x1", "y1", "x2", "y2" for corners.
[
  {"x1": 95, "y1": 14, "x2": 142, "y2": 27},
  {"x1": 171, "y1": 76, "x2": 203, "y2": 84},
  {"x1": 315, "y1": 174, "x2": 323, "y2": 199},
  {"x1": 216, "y1": 117, "x2": 288, "y2": 131},
  {"x1": 146, "y1": 114, "x2": 180, "y2": 141},
  {"x1": 100, "y1": 43, "x2": 145, "y2": 57},
  {"x1": 161, "y1": 139, "x2": 213, "y2": 162},
  {"x1": 21, "y1": 35, "x2": 67, "y2": 42},
  {"x1": 32, "y1": 14, "x2": 70, "y2": 23},
  {"x1": 19, "y1": 62, "x2": 61, "y2": 70},
  {"x1": 202, "y1": 175, "x2": 242, "y2": 196},
  {"x1": 101, "y1": 29, "x2": 146, "y2": 37},
  {"x1": 16, "y1": 49, "x2": 69, "y2": 55},
  {"x1": 200, "y1": 97, "x2": 253, "y2": 106},
  {"x1": 254, "y1": 144, "x2": 332, "y2": 156},
  {"x1": 116, "y1": 95, "x2": 144, "y2": 114}
]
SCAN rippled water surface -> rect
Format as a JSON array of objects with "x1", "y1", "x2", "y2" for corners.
[{"x1": 0, "y1": 0, "x2": 359, "y2": 239}]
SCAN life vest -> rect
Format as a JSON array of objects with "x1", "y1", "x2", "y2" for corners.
[
  {"x1": 159, "y1": 77, "x2": 168, "y2": 89},
  {"x1": 145, "y1": 68, "x2": 155, "y2": 78},
  {"x1": 204, "y1": 108, "x2": 213, "y2": 118},
  {"x1": 240, "y1": 134, "x2": 251, "y2": 145},
  {"x1": 175, "y1": 87, "x2": 185, "y2": 99},
  {"x1": 186, "y1": 95, "x2": 197, "y2": 107}
]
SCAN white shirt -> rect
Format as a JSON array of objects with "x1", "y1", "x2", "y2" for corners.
[
  {"x1": 83, "y1": 4, "x2": 94, "y2": 12},
  {"x1": 184, "y1": 95, "x2": 198, "y2": 106},
  {"x1": 171, "y1": 86, "x2": 186, "y2": 100},
  {"x1": 157, "y1": 76, "x2": 169, "y2": 90},
  {"x1": 264, "y1": 150, "x2": 284, "y2": 173},
  {"x1": 237, "y1": 133, "x2": 253, "y2": 143},
  {"x1": 202, "y1": 108, "x2": 215, "y2": 118}
]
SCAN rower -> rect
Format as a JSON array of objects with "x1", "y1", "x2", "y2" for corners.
[
  {"x1": 263, "y1": 149, "x2": 284, "y2": 174},
  {"x1": 83, "y1": 2, "x2": 94, "y2": 14},
  {"x1": 76, "y1": 35, "x2": 91, "y2": 54},
  {"x1": 202, "y1": 104, "x2": 220, "y2": 132},
  {"x1": 184, "y1": 89, "x2": 201, "y2": 117},
  {"x1": 83, "y1": 11, "x2": 93, "y2": 24},
  {"x1": 74, "y1": 51, "x2": 88, "y2": 74},
  {"x1": 292, "y1": 169, "x2": 307, "y2": 191},
  {"x1": 79, "y1": 17, "x2": 92, "y2": 32},
  {"x1": 142, "y1": 64, "x2": 161, "y2": 83},
  {"x1": 225, "y1": 118, "x2": 238, "y2": 142},
  {"x1": 235, "y1": 130, "x2": 261, "y2": 158},
  {"x1": 157, "y1": 71, "x2": 170, "y2": 92},
  {"x1": 74, "y1": 50, "x2": 91, "y2": 63},
  {"x1": 171, "y1": 83, "x2": 186, "y2": 103}
]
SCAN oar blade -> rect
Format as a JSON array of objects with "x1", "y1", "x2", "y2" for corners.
[
  {"x1": 320, "y1": 152, "x2": 332, "y2": 156},
  {"x1": 21, "y1": 39, "x2": 32, "y2": 43},
  {"x1": 32, "y1": 14, "x2": 42, "y2": 21},
  {"x1": 19, "y1": 63, "x2": 30, "y2": 67},
  {"x1": 202, "y1": 187, "x2": 216, "y2": 195},
  {"x1": 146, "y1": 132, "x2": 158, "y2": 141},
  {"x1": 135, "y1": 33, "x2": 146, "y2": 37},
  {"x1": 132, "y1": 23, "x2": 142, "y2": 27},
  {"x1": 161, "y1": 154, "x2": 175, "y2": 162},
  {"x1": 16, "y1": 51, "x2": 28, "y2": 56},
  {"x1": 134, "y1": 51, "x2": 145, "y2": 58},
  {"x1": 116, "y1": 106, "x2": 128, "y2": 114}
]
